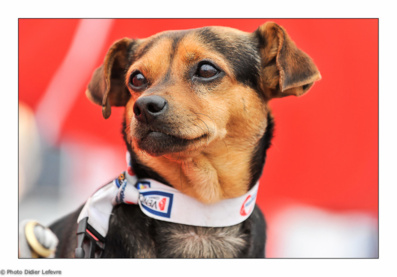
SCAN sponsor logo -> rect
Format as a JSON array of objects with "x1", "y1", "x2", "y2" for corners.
[
  {"x1": 240, "y1": 192, "x2": 257, "y2": 216},
  {"x1": 127, "y1": 166, "x2": 135, "y2": 176},
  {"x1": 135, "y1": 181, "x2": 151, "y2": 190},
  {"x1": 139, "y1": 191, "x2": 173, "y2": 218}
]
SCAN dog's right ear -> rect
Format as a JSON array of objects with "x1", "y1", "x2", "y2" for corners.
[{"x1": 86, "y1": 38, "x2": 135, "y2": 119}]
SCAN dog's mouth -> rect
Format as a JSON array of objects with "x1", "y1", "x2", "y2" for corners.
[{"x1": 133, "y1": 125, "x2": 209, "y2": 156}]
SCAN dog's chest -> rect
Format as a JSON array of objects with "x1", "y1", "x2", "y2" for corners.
[
  {"x1": 105, "y1": 205, "x2": 248, "y2": 258},
  {"x1": 153, "y1": 222, "x2": 248, "y2": 258}
]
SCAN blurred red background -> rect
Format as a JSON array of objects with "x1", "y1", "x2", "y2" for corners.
[{"x1": 18, "y1": 19, "x2": 378, "y2": 257}]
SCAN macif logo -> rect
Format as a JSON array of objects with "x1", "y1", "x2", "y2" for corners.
[
  {"x1": 135, "y1": 181, "x2": 151, "y2": 190},
  {"x1": 139, "y1": 191, "x2": 174, "y2": 218},
  {"x1": 240, "y1": 192, "x2": 257, "y2": 216}
]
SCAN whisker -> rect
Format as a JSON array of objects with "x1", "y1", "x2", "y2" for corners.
[
  {"x1": 192, "y1": 112, "x2": 215, "y2": 141},
  {"x1": 192, "y1": 122, "x2": 205, "y2": 137},
  {"x1": 195, "y1": 116, "x2": 211, "y2": 136},
  {"x1": 193, "y1": 112, "x2": 216, "y2": 125},
  {"x1": 194, "y1": 112, "x2": 229, "y2": 154}
]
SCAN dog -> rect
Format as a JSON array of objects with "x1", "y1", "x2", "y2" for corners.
[{"x1": 45, "y1": 22, "x2": 321, "y2": 258}]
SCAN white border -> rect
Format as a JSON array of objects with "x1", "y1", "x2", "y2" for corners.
[{"x1": 4, "y1": 0, "x2": 396, "y2": 276}]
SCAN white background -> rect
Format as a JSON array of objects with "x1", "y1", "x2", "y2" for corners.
[{"x1": 2, "y1": 0, "x2": 395, "y2": 276}]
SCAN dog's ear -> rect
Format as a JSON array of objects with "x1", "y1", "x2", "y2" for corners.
[
  {"x1": 255, "y1": 22, "x2": 321, "y2": 98},
  {"x1": 86, "y1": 38, "x2": 134, "y2": 119}
]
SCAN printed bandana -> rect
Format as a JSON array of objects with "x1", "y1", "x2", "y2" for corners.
[{"x1": 77, "y1": 154, "x2": 259, "y2": 238}]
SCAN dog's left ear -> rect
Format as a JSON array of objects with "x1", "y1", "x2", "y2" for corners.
[
  {"x1": 86, "y1": 38, "x2": 135, "y2": 119},
  {"x1": 255, "y1": 22, "x2": 321, "y2": 98}
]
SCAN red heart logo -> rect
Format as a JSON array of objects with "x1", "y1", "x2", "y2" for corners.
[
  {"x1": 159, "y1": 198, "x2": 166, "y2": 211},
  {"x1": 128, "y1": 166, "x2": 135, "y2": 176},
  {"x1": 240, "y1": 195, "x2": 251, "y2": 216}
]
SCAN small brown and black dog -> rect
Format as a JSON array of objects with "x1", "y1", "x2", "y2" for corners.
[{"x1": 49, "y1": 22, "x2": 320, "y2": 258}]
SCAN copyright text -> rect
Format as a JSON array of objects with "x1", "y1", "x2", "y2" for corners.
[{"x1": 1, "y1": 269, "x2": 62, "y2": 275}]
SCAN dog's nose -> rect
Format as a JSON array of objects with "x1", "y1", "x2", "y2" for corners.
[{"x1": 133, "y1": 95, "x2": 168, "y2": 123}]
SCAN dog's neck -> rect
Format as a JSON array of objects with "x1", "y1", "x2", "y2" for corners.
[
  {"x1": 135, "y1": 143, "x2": 251, "y2": 204},
  {"x1": 125, "y1": 114, "x2": 274, "y2": 204}
]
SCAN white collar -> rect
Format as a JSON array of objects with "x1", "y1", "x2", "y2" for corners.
[{"x1": 77, "y1": 154, "x2": 259, "y2": 238}]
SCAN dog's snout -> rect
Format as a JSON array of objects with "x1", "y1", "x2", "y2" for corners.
[{"x1": 133, "y1": 95, "x2": 168, "y2": 123}]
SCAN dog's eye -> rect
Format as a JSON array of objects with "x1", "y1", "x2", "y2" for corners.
[
  {"x1": 129, "y1": 71, "x2": 148, "y2": 90},
  {"x1": 196, "y1": 63, "x2": 219, "y2": 79}
]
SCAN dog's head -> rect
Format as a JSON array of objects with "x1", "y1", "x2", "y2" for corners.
[{"x1": 86, "y1": 22, "x2": 320, "y2": 202}]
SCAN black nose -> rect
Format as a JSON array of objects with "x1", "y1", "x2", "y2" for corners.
[{"x1": 133, "y1": 95, "x2": 168, "y2": 123}]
